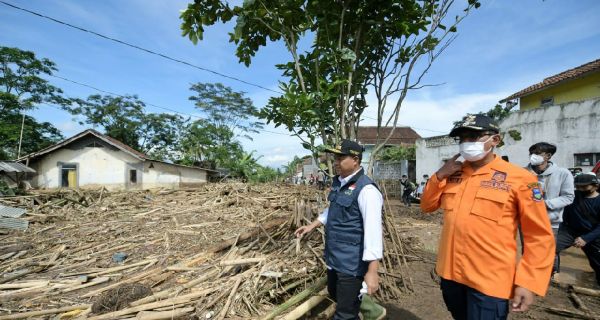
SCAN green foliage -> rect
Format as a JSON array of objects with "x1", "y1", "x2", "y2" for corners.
[
  {"x1": 508, "y1": 129, "x2": 522, "y2": 141},
  {"x1": 189, "y1": 82, "x2": 263, "y2": 140},
  {"x1": 0, "y1": 46, "x2": 67, "y2": 159},
  {"x1": 0, "y1": 112, "x2": 63, "y2": 160},
  {"x1": 181, "y1": 0, "x2": 481, "y2": 173},
  {"x1": 68, "y1": 95, "x2": 185, "y2": 160},
  {"x1": 0, "y1": 46, "x2": 71, "y2": 113},
  {"x1": 377, "y1": 145, "x2": 416, "y2": 161}
]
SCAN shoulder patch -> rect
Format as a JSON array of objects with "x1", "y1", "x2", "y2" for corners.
[{"x1": 532, "y1": 187, "x2": 543, "y2": 201}]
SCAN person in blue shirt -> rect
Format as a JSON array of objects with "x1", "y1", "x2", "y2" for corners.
[{"x1": 555, "y1": 173, "x2": 600, "y2": 286}]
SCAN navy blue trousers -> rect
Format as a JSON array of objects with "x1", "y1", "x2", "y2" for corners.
[
  {"x1": 327, "y1": 269, "x2": 363, "y2": 320},
  {"x1": 440, "y1": 279, "x2": 509, "y2": 320}
]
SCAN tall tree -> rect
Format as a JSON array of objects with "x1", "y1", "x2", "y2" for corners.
[
  {"x1": 181, "y1": 0, "x2": 480, "y2": 174},
  {"x1": 179, "y1": 119, "x2": 244, "y2": 168},
  {"x1": 0, "y1": 46, "x2": 68, "y2": 159},
  {"x1": 69, "y1": 95, "x2": 186, "y2": 160},
  {"x1": 189, "y1": 82, "x2": 263, "y2": 140}
]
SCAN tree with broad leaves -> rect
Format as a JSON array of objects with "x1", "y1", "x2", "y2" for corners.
[
  {"x1": 178, "y1": 119, "x2": 245, "y2": 169},
  {"x1": 68, "y1": 95, "x2": 186, "y2": 161},
  {"x1": 0, "y1": 46, "x2": 69, "y2": 159},
  {"x1": 189, "y1": 82, "x2": 263, "y2": 141},
  {"x1": 181, "y1": 0, "x2": 480, "y2": 175}
]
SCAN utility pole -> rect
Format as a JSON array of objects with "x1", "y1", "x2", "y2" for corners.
[{"x1": 17, "y1": 113, "x2": 25, "y2": 159}]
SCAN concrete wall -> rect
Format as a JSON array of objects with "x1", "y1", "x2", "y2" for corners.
[
  {"x1": 29, "y1": 145, "x2": 141, "y2": 190},
  {"x1": 416, "y1": 98, "x2": 600, "y2": 177},
  {"x1": 143, "y1": 161, "x2": 208, "y2": 189},
  {"x1": 501, "y1": 98, "x2": 600, "y2": 171},
  {"x1": 521, "y1": 72, "x2": 600, "y2": 110},
  {"x1": 416, "y1": 136, "x2": 458, "y2": 180}
]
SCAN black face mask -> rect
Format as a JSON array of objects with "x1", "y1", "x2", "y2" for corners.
[{"x1": 579, "y1": 189, "x2": 595, "y2": 197}]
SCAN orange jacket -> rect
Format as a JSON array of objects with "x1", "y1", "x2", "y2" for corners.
[{"x1": 421, "y1": 156, "x2": 555, "y2": 299}]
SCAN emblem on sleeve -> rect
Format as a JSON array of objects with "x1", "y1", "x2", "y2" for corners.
[{"x1": 532, "y1": 187, "x2": 543, "y2": 201}]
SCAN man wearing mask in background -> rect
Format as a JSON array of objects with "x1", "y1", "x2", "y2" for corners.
[
  {"x1": 555, "y1": 173, "x2": 600, "y2": 287},
  {"x1": 421, "y1": 114, "x2": 555, "y2": 320},
  {"x1": 526, "y1": 142, "x2": 574, "y2": 275},
  {"x1": 400, "y1": 174, "x2": 416, "y2": 207}
]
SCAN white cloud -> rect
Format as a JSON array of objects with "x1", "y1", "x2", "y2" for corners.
[{"x1": 360, "y1": 90, "x2": 511, "y2": 138}]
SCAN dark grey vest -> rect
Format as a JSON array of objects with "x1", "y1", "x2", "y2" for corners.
[{"x1": 325, "y1": 169, "x2": 377, "y2": 276}]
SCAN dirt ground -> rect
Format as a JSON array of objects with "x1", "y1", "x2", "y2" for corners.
[{"x1": 383, "y1": 200, "x2": 600, "y2": 320}]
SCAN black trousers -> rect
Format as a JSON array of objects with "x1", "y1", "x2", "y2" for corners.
[
  {"x1": 327, "y1": 269, "x2": 364, "y2": 320},
  {"x1": 440, "y1": 279, "x2": 508, "y2": 320},
  {"x1": 555, "y1": 224, "x2": 600, "y2": 286},
  {"x1": 402, "y1": 189, "x2": 413, "y2": 206}
]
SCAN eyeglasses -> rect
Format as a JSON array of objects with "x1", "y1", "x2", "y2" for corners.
[{"x1": 453, "y1": 131, "x2": 495, "y2": 143}]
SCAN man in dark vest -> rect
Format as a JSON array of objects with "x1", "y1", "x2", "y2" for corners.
[{"x1": 295, "y1": 139, "x2": 385, "y2": 320}]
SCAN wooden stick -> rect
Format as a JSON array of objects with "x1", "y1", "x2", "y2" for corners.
[
  {"x1": 87, "y1": 287, "x2": 215, "y2": 320},
  {"x1": 130, "y1": 268, "x2": 219, "y2": 306},
  {"x1": 135, "y1": 307, "x2": 195, "y2": 320},
  {"x1": 216, "y1": 277, "x2": 242, "y2": 320},
  {"x1": 82, "y1": 267, "x2": 162, "y2": 298},
  {"x1": 88, "y1": 259, "x2": 156, "y2": 277},
  {"x1": 572, "y1": 285, "x2": 600, "y2": 297},
  {"x1": 537, "y1": 306, "x2": 598, "y2": 320},
  {"x1": 280, "y1": 289, "x2": 328, "y2": 320},
  {"x1": 0, "y1": 304, "x2": 91, "y2": 320},
  {"x1": 61, "y1": 276, "x2": 110, "y2": 293},
  {"x1": 219, "y1": 257, "x2": 265, "y2": 266},
  {"x1": 262, "y1": 277, "x2": 327, "y2": 320}
]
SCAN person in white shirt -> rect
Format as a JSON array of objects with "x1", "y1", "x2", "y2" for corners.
[{"x1": 295, "y1": 139, "x2": 385, "y2": 320}]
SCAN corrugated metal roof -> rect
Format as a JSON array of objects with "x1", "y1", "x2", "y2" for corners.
[
  {"x1": 0, "y1": 205, "x2": 27, "y2": 218},
  {"x1": 0, "y1": 217, "x2": 29, "y2": 231},
  {"x1": 0, "y1": 161, "x2": 35, "y2": 173}
]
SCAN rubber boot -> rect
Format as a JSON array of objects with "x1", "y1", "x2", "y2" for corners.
[{"x1": 360, "y1": 295, "x2": 387, "y2": 320}]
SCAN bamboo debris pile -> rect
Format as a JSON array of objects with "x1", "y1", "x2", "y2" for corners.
[{"x1": 0, "y1": 183, "x2": 416, "y2": 319}]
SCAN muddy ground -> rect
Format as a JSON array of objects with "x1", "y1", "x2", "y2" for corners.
[{"x1": 383, "y1": 200, "x2": 600, "y2": 320}]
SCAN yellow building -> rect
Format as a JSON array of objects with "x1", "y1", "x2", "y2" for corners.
[{"x1": 501, "y1": 58, "x2": 600, "y2": 110}]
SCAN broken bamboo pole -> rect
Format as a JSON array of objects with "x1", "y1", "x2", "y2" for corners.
[
  {"x1": 0, "y1": 304, "x2": 91, "y2": 320},
  {"x1": 280, "y1": 288, "x2": 328, "y2": 320},
  {"x1": 262, "y1": 276, "x2": 327, "y2": 320}
]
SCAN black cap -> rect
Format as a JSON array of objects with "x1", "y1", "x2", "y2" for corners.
[
  {"x1": 325, "y1": 139, "x2": 364, "y2": 156},
  {"x1": 575, "y1": 173, "x2": 599, "y2": 186},
  {"x1": 449, "y1": 114, "x2": 500, "y2": 137}
]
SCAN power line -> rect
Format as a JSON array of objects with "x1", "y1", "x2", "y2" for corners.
[
  {"x1": 49, "y1": 74, "x2": 292, "y2": 137},
  {"x1": 0, "y1": 0, "x2": 282, "y2": 95},
  {"x1": 2, "y1": 1, "x2": 445, "y2": 135}
]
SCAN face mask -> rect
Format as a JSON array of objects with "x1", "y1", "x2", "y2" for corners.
[
  {"x1": 579, "y1": 189, "x2": 595, "y2": 197},
  {"x1": 529, "y1": 154, "x2": 545, "y2": 166},
  {"x1": 459, "y1": 136, "x2": 493, "y2": 162}
]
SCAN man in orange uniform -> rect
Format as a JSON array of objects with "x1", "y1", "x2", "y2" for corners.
[{"x1": 421, "y1": 114, "x2": 555, "y2": 320}]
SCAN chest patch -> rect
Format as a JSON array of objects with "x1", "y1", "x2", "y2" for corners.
[{"x1": 480, "y1": 170, "x2": 510, "y2": 192}]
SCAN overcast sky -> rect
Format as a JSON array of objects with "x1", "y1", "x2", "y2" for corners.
[{"x1": 1, "y1": 0, "x2": 599, "y2": 168}]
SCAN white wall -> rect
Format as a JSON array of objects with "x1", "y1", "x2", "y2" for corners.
[
  {"x1": 416, "y1": 136, "x2": 458, "y2": 180},
  {"x1": 142, "y1": 161, "x2": 208, "y2": 189},
  {"x1": 500, "y1": 98, "x2": 600, "y2": 171},
  {"x1": 416, "y1": 98, "x2": 600, "y2": 177},
  {"x1": 29, "y1": 146, "x2": 140, "y2": 189}
]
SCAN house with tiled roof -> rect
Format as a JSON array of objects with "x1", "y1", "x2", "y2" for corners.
[
  {"x1": 500, "y1": 58, "x2": 600, "y2": 110},
  {"x1": 498, "y1": 57, "x2": 600, "y2": 172},
  {"x1": 19, "y1": 129, "x2": 215, "y2": 190},
  {"x1": 356, "y1": 126, "x2": 420, "y2": 166},
  {"x1": 416, "y1": 57, "x2": 600, "y2": 179}
]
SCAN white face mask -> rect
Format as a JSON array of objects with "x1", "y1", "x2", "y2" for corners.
[
  {"x1": 459, "y1": 136, "x2": 493, "y2": 162},
  {"x1": 529, "y1": 154, "x2": 545, "y2": 166}
]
